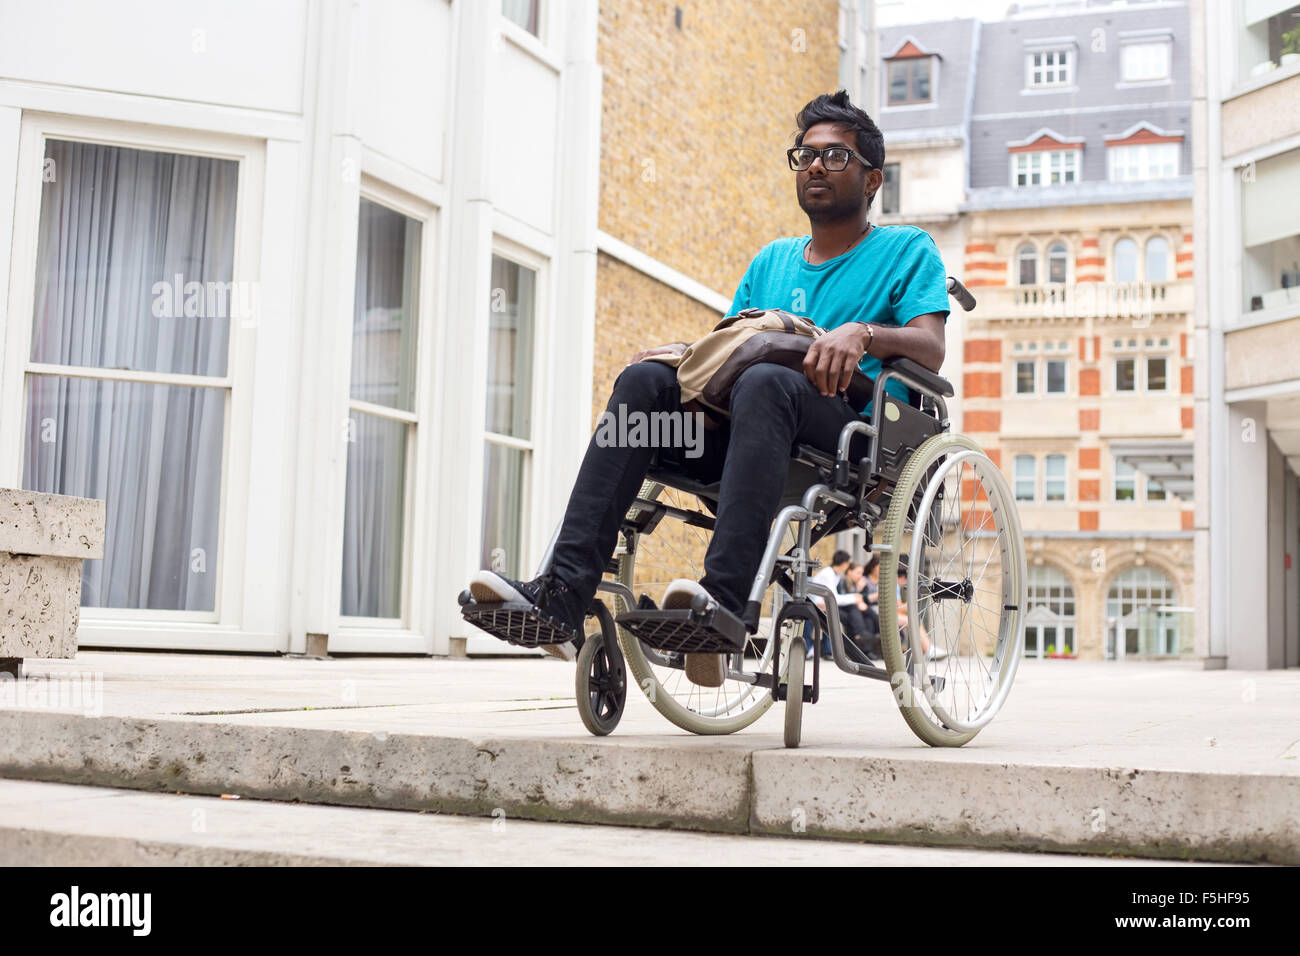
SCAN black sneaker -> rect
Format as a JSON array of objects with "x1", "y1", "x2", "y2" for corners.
[{"x1": 466, "y1": 570, "x2": 587, "y2": 645}]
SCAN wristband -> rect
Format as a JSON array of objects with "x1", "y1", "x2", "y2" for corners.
[{"x1": 862, "y1": 323, "x2": 875, "y2": 357}]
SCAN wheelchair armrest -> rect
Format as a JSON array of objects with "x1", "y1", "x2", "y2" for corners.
[{"x1": 881, "y1": 357, "x2": 954, "y2": 398}]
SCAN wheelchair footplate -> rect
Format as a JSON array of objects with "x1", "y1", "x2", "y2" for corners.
[
  {"x1": 457, "y1": 591, "x2": 581, "y2": 648},
  {"x1": 615, "y1": 594, "x2": 748, "y2": 655}
]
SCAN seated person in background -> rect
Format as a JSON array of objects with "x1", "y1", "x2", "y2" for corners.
[
  {"x1": 897, "y1": 559, "x2": 947, "y2": 661},
  {"x1": 808, "y1": 550, "x2": 859, "y2": 659},
  {"x1": 838, "y1": 561, "x2": 880, "y2": 660}
]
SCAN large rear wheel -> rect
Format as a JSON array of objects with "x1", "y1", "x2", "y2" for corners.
[{"x1": 876, "y1": 433, "x2": 1026, "y2": 747}]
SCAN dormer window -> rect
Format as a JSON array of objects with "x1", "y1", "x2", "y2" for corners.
[
  {"x1": 1026, "y1": 49, "x2": 1071, "y2": 87},
  {"x1": 884, "y1": 38, "x2": 939, "y2": 106},
  {"x1": 888, "y1": 57, "x2": 933, "y2": 104},
  {"x1": 1008, "y1": 129, "x2": 1084, "y2": 187}
]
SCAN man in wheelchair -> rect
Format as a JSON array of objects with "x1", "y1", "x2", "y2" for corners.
[{"x1": 464, "y1": 91, "x2": 950, "y2": 685}]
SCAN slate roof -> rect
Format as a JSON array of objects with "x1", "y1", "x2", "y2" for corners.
[
  {"x1": 874, "y1": 0, "x2": 1193, "y2": 204},
  {"x1": 969, "y1": 1, "x2": 1193, "y2": 190}
]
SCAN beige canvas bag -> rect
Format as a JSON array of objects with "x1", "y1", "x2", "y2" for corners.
[{"x1": 644, "y1": 307, "x2": 874, "y2": 416}]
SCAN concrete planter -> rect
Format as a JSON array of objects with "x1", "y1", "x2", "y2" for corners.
[{"x1": 0, "y1": 489, "x2": 105, "y2": 675}]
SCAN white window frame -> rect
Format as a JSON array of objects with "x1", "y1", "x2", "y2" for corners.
[
  {"x1": 1113, "y1": 236, "x2": 1140, "y2": 282},
  {"x1": 1014, "y1": 455, "x2": 1037, "y2": 502},
  {"x1": 1145, "y1": 235, "x2": 1173, "y2": 281},
  {"x1": 1107, "y1": 142, "x2": 1181, "y2": 181},
  {"x1": 885, "y1": 55, "x2": 938, "y2": 107},
  {"x1": 1044, "y1": 453, "x2": 1068, "y2": 503},
  {"x1": 1044, "y1": 357, "x2": 1069, "y2": 394},
  {"x1": 481, "y1": 238, "x2": 548, "y2": 588},
  {"x1": 1120, "y1": 40, "x2": 1172, "y2": 82},
  {"x1": 0, "y1": 113, "x2": 267, "y2": 646},
  {"x1": 1109, "y1": 337, "x2": 1175, "y2": 396},
  {"x1": 1014, "y1": 359, "x2": 1037, "y2": 395},
  {"x1": 1016, "y1": 242, "x2": 1039, "y2": 284},
  {"x1": 336, "y1": 179, "x2": 438, "y2": 637},
  {"x1": 1114, "y1": 459, "x2": 1138, "y2": 502},
  {"x1": 1025, "y1": 48, "x2": 1072, "y2": 88},
  {"x1": 1047, "y1": 241, "x2": 1070, "y2": 284},
  {"x1": 499, "y1": 0, "x2": 562, "y2": 71},
  {"x1": 1010, "y1": 345, "x2": 1071, "y2": 397},
  {"x1": 1111, "y1": 456, "x2": 1174, "y2": 505},
  {"x1": 1012, "y1": 149, "x2": 1080, "y2": 187}
]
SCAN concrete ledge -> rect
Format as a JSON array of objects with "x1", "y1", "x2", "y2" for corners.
[
  {"x1": 0, "y1": 708, "x2": 1296, "y2": 862},
  {"x1": 0, "y1": 489, "x2": 105, "y2": 560},
  {"x1": 0, "y1": 710, "x2": 752, "y2": 833},
  {"x1": 749, "y1": 751, "x2": 1300, "y2": 864}
]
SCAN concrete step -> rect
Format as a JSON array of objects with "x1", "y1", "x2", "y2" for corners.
[
  {"x1": 3, "y1": 779, "x2": 1212, "y2": 867},
  {"x1": 1, "y1": 702, "x2": 1296, "y2": 863}
]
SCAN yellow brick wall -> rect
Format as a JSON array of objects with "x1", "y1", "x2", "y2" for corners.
[
  {"x1": 593, "y1": 1, "x2": 843, "y2": 593},
  {"x1": 596, "y1": 0, "x2": 840, "y2": 355}
]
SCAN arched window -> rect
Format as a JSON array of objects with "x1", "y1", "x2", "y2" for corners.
[
  {"x1": 1145, "y1": 236, "x2": 1170, "y2": 282},
  {"x1": 1017, "y1": 243, "x2": 1037, "y2": 285},
  {"x1": 1114, "y1": 238, "x2": 1138, "y2": 282},
  {"x1": 1024, "y1": 565, "x2": 1076, "y2": 658},
  {"x1": 1106, "y1": 566, "x2": 1180, "y2": 659},
  {"x1": 1047, "y1": 241, "x2": 1068, "y2": 284}
]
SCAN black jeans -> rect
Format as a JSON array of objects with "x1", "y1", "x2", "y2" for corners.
[{"x1": 548, "y1": 360, "x2": 868, "y2": 616}]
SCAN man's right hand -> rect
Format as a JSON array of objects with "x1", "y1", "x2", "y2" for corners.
[{"x1": 627, "y1": 342, "x2": 687, "y2": 365}]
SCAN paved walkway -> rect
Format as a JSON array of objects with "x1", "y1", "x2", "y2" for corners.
[{"x1": 0, "y1": 651, "x2": 1296, "y2": 862}]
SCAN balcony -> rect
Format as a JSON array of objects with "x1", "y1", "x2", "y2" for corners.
[{"x1": 974, "y1": 282, "x2": 1194, "y2": 322}]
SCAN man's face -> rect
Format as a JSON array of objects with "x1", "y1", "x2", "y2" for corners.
[{"x1": 794, "y1": 122, "x2": 882, "y2": 224}]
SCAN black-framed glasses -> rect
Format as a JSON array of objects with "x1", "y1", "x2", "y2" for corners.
[{"x1": 787, "y1": 145, "x2": 874, "y2": 172}]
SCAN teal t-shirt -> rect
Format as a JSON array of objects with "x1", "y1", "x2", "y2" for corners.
[{"x1": 727, "y1": 224, "x2": 950, "y2": 411}]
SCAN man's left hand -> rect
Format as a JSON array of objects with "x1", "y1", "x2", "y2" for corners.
[{"x1": 803, "y1": 323, "x2": 870, "y2": 398}]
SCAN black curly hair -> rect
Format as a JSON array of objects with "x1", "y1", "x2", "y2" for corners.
[{"x1": 793, "y1": 90, "x2": 885, "y2": 171}]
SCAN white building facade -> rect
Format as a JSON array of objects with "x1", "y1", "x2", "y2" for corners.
[
  {"x1": 1196, "y1": 0, "x2": 1300, "y2": 669},
  {"x1": 0, "y1": 0, "x2": 602, "y2": 655}
]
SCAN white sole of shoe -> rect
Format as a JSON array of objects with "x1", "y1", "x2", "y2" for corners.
[{"x1": 469, "y1": 570, "x2": 529, "y2": 604}]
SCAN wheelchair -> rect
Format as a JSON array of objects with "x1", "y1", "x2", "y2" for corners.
[{"x1": 463, "y1": 278, "x2": 1027, "y2": 748}]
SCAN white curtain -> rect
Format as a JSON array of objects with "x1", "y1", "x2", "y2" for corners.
[
  {"x1": 22, "y1": 140, "x2": 236, "y2": 612},
  {"x1": 340, "y1": 200, "x2": 419, "y2": 618}
]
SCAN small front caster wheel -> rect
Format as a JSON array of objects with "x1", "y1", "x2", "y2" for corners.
[{"x1": 575, "y1": 607, "x2": 627, "y2": 736}]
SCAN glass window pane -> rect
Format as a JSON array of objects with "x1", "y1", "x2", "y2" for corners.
[
  {"x1": 889, "y1": 61, "x2": 908, "y2": 102},
  {"x1": 1045, "y1": 454, "x2": 1066, "y2": 501},
  {"x1": 486, "y1": 256, "x2": 536, "y2": 439},
  {"x1": 1146, "y1": 357, "x2": 1167, "y2": 391},
  {"x1": 1114, "y1": 238, "x2": 1138, "y2": 282},
  {"x1": 1147, "y1": 477, "x2": 1166, "y2": 501},
  {"x1": 913, "y1": 59, "x2": 931, "y2": 100},
  {"x1": 481, "y1": 442, "x2": 527, "y2": 578},
  {"x1": 882, "y1": 163, "x2": 900, "y2": 214},
  {"x1": 1048, "y1": 243, "x2": 1068, "y2": 283},
  {"x1": 31, "y1": 139, "x2": 238, "y2": 377},
  {"x1": 1016, "y1": 360, "x2": 1036, "y2": 394},
  {"x1": 1145, "y1": 236, "x2": 1170, "y2": 281},
  {"x1": 351, "y1": 199, "x2": 421, "y2": 412},
  {"x1": 501, "y1": 0, "x2": 539, "y2": 36},
  {"x1": 1018, "y1": 245, "x2": 1037, "y2": 285},
  {"x1": 1046, "y1": 359, "x2": 1066, "y2": 393},
  {"x1": 22, "y1": 374, "x2": 224, "y2": 611},
  {"x1": 1115, "y1": 357, "x2": 1136, "y2": 391},
  {"x1": 1015, "y1": 455, "x2": 1036, "y2": 501},
  {"x1": 340, "y1": 411, "x2": 407, "y2": 618},
  {"x1": 1115, "y1": 460, "x2": 1136, "y2": 501}
]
